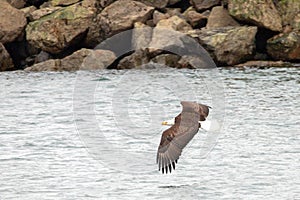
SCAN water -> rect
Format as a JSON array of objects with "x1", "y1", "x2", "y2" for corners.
[{"x1": 0, "y1": 67, "x2": 299, "y2": 199}]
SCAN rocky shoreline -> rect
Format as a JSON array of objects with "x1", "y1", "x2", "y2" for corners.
[{"x1": 0, "y1": 0, "x2": 299, "y2": 72}]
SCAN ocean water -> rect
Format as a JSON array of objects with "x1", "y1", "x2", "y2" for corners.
[{"x1": 0, "y1": 67, "x2": 299, "y2": 199}]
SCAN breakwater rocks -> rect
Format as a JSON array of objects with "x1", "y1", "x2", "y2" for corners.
[{"x1": 0, "y1": 0, "x2": 299, "y2": 71}]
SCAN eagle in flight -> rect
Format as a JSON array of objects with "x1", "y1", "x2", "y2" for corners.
[{"x1": 157, "y1": 101, "x2": 211, "y2": 174}]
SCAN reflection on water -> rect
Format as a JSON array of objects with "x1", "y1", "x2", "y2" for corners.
[{"x1": 0, "y1": 67, "x2": 299, "y2": 199}]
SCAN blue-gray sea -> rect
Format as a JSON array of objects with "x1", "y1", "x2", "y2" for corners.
[{"x1": 0, "y1": 67, "x2": 299, "y2": 199}]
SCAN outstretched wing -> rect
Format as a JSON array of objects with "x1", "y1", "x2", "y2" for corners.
[{"x1": 156, "y1": 118, "x2": 199, "y2": 174}]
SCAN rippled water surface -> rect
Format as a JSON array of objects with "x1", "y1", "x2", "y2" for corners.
[{"x1": 0, "y1": 67, "x2": 299, "y2": 199}]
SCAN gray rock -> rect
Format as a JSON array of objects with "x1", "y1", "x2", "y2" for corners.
[
  {"x1": 189, "y1": 26, "x2": 257, "y2": 65},
  {"x1": 79, "y1": 49, "x2": 116, "y2": 70},
  {"x1": 178, "y1": 55, "x2": 214, "y2": 68},
  {"x1": 117, "y1": 49, "x2": 150, "y2": 69},
  {"x1": 206, "y1": 6, "x2": 239, "y2": 29},
  {"x1": 149, "y1": 24, "x2": 195, "y2": 56},
  {"x1": 0, "y1": 1, "x2": 27, "y2": 44},
  {"x1": 60, "y1": 48, "x2": 114, "y2": 70},
  {"x1": 149, "y1": 16, "x2": 196, "y2": 57},
  {"x1": 191, "y1": 0, "x2": 221, "y2": 11},
  {"x1": 25, "y1": 59, "x2": 61, "y2": 72},
  {"x1": 132, "y1": 22, "x2": 152, "y2": 50},
  {"x1": 34, "y1": 51, "x2": 52, "y2": 64},
  {"x1": 228, "y1": 0, "x2": 282, "y2": 32},
  {"x1": 60, "y1": 49, "x2": 115, "y2": 70},
  {"x1": 0, "y1": 43, "x2": 14, "y2": 71},
  {"x1": 267, "y1": 31, "x2": 300, "y2": 61},
  {"x1": 25, "y1": 48, "x2": 116, "y2": 71},
  {"x1": 99, "y1": 0, "x2": 154, "y2": 36},
  {"x1": 151, "y1": 54, "x2": 181, "y2": 68}
]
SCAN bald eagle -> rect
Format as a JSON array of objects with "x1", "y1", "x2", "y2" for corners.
[{"x1": 157, "y1": 101, "x2": 211, "y2": 174}]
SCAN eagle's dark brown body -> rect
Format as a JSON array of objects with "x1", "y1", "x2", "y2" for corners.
[{"x1": 156, "y1": 101, "x2": 210, "y2": 174}]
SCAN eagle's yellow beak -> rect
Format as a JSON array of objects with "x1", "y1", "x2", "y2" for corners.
[
  {"x1": 162, "y1": 119, "x2": 175, "y2": 126},
  {"x1": 161, "y1": 121, "x2": 168, "y2": 125}
]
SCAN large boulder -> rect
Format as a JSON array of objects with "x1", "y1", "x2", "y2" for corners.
[
  {"x1": 206, "y1": 6, "x2": 239, "y2": 29},
  {"x1": 275, "y1": 0, "x2": 300, "y2": 31},
  {"x1": 117, "y1": 49, "x2": 149, "y2": 69},
  {"x1": 0, "y1": 43, "x2": 14, "y2": 71},
  {"x1": 0, "y1": 1, "x2": 27, "y2": 44},
  {"x1": 228, "y1": 0, "x2": 282, "y2": 32},
  {"x1": 267, "y1": 31, "x2": 300, "y2": 61},
  {"x1": 25, "y1": 59, "x2": 61, "y2": 72},
  {"x1": 80, "y1": 49, "x2": 117, "y2": 70},
  {"x1": 190, "y1": 0, "x2": 221, "y2": 11},
  {"x1": 25, "y1": 48, "x2": 116, "y2": 71},
  {"x1": 149, "y1": 29, "x2": 182, "y2": 54},
  {"x1": 61, "y1": 48, "x2": 116, "y2": 70},
  {"x1": 151, "y1": 53, "x2": 181, "y2": 68},
  {"x1": 132, "y1": 22, "x2": 152, "y2": 50},
  {"x1": 99, "y1": 0, "x2": 154, "y2": 36},
  {"x1": 189, "y1": 26, "x2": 257, "y2": 65},
  {"x1": 26, "y1": 3, "x2": 99, "y2": 54},
  {"x1": 178, "y1": 55, "x2": 214, "y2": 69},
  {"x1": 149, "y1": 23, "x2": 197, "y2": 57}
]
